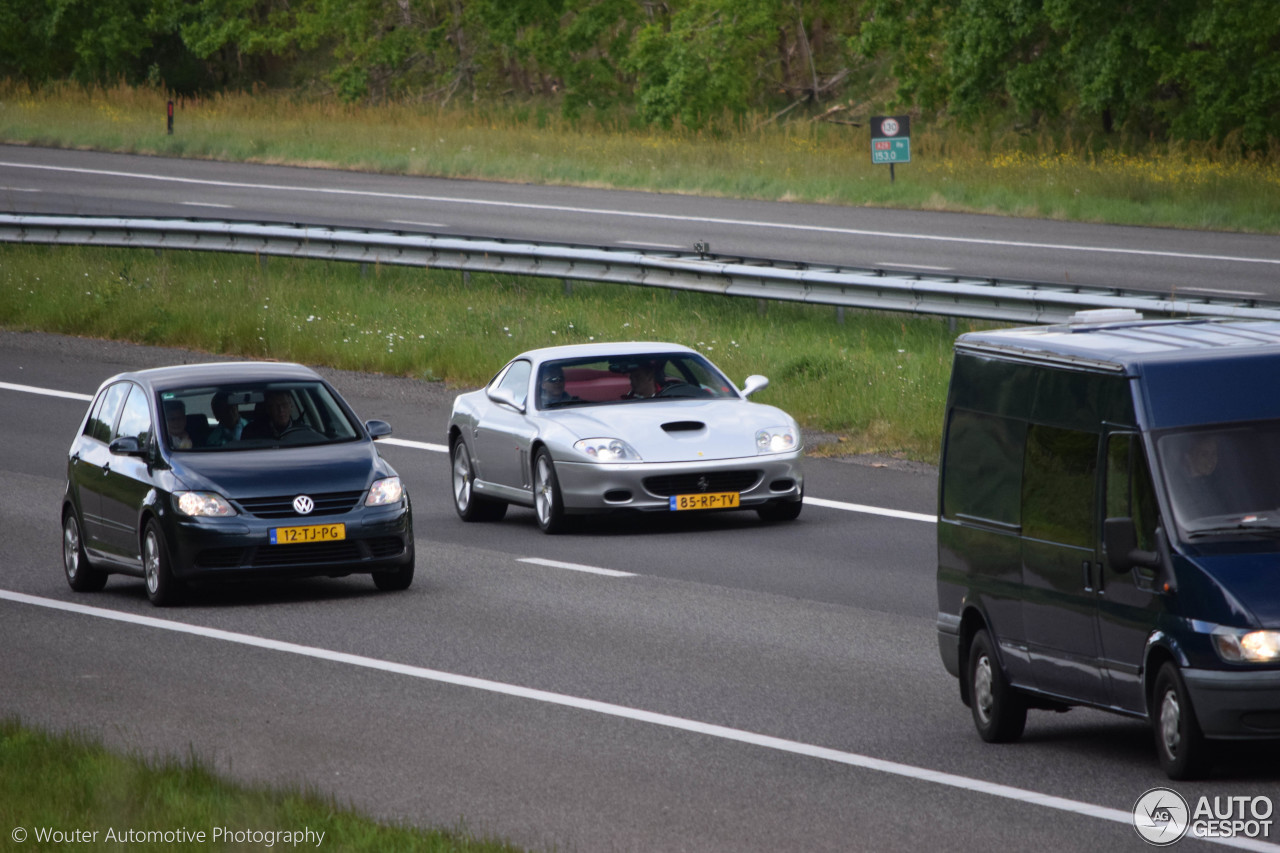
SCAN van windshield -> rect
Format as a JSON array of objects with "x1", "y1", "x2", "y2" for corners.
[{"x1": 1157, "y1": 422, "x2": 1280, "y2": 535}]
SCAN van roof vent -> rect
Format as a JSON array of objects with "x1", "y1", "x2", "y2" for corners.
[{"x1": 1067, "y1": 308, "x2": 1144, "y2": 326}]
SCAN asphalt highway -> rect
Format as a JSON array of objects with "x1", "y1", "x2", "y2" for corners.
[
  {"x1": 1, "y1": 330, "x2": 1275, "y2": 852},
  {"x1": 4, "y1": 145, "x2": 1280, "y2": 298}
]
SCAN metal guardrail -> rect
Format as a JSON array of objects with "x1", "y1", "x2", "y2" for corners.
[{"x1": 4, "y1": 213, "x2": 1280, "y2": 325}]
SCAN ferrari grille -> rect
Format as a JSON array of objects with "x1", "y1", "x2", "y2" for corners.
[{"x1": 642, "y1": 470, "x2": 761, "y2": 497}]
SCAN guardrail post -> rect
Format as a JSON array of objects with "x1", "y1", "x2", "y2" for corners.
[
  {"x1": 564, "y1": 279, "x2": 572, "y2": 296},
  {"x1": 836, "y1": 306, "x2": 845, "y2": 325}
]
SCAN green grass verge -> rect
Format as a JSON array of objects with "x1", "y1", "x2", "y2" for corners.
[
  {"x1": 0, "y1": 244, "x2": 973, "y2": 461},
  {"x1": 0, "y1": 717, "x2": 524, "y2": 852}
]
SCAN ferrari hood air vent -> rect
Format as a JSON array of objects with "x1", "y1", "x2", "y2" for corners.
[{"x1": 662, "y1": 421, "x2": 706, "y2": 433}]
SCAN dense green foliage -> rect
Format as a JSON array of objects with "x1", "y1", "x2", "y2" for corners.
[{"x1": 6, "y1": 0, "x2": 1276, "y2": 144}]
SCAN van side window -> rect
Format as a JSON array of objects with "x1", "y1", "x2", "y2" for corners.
[
  {"x1": 1105, "y1": 433, "x2": 1159, "y2": 552},
  {"x1": 942, "y1": 409, "x2": 1025, "y2": 526},
  {"x1": 1022, "y1": 424, "x2": 1097, "y2": 548}
]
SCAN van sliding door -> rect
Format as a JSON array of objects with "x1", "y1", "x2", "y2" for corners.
[{"x1": 1020, "y1": 423, "x2": 1108, "y2": 704}]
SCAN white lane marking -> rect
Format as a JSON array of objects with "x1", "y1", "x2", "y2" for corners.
[
  {"x1": 4, "y1": 161, "x2": 1278, "y2": 267},
  {"x1": 619, "y1": 240, "x2": 683, "y2": 250},
  {"x1": 873, "y1": 262, "x2": 953, "y2": 272},
  {"x1": 0, "y1": 381, "x2": 92, "y2": 401},
  {"x1": 3, "y1": 589, "x2": 1273, "y2": 851},
  {"x1": 180, "y1": 201, "x2": 234, "y2": 209},
  {"x1": 1, "y1": 187, "x2": 41, "y2": 192},
  {"x1": 379, "y1": 436, "x2": 449, "y2": 453},
  {"x1": 805, "y1": 497, "x2": 936, "y2": 523},
  {"x1": 1179, "y1": 286, "x2": 1265, "y2": 297},
  {"x1": 518, "y1": 557, "x2": 636, "y2": 578},
  {"x1": 387, "y1": 220, "x2": 450, "y2": 229},
  {"x1": 2, "y1": 381, "x2": 935, "y2": 523}
]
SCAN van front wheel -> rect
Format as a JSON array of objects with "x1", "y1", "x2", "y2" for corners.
[
  {"x1": 968, "y1": 629, "x2": 1027, "y2": 743},
  {"x1": 1153, "y1": 663, "x2": 1212, "y2": 780}
]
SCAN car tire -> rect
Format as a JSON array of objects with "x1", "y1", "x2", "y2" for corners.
[
  {"x1": 143, "y1": 519, "x2": 185, "y2": 607},
  {"x1": 451, "y1": 439, "x2": 508, "y2": 522},
  {"x1": 1153, "y1": 662, "x2": 1213, "y2": 780},
  {"x1": 63, "y1": 508, "x2": 107, "y2": 592},
  {"x1": 372, "y1": 538, "x2": 415, "y2": 592},
  {"x1": 968, "y1": 628, "x2": 1027, "y2": 743},
  {"x1": 757, "y1": 487, "x2": 803, "y2": 522},
  {"x1": 533, "y1": 448, "x2": 569, "y2": 534}
]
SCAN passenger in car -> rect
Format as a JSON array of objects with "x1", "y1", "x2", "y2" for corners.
[
  {"x1": 206, "y1": 392, "x2": 248, "y2": 445},
  {"x1": 539, "y1": 366, "x2": 580, "y2": 407},
  {"x1": 164, "y1": 400, "x2": 193, "y2": 449}
]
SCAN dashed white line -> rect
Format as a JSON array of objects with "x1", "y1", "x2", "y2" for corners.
[
  {"x1": 387, "y1": 220, "x2": 450, "y2": 230},
  {"x1": 379, "y1": 436, "x2": 449, "y2": 453},
  {"x1": 517, "y1": 557, "x2": 636, "y2": 577},
  {"x1": 179, "y1": 201, "x2": 234, "y2": 209},
  {"x1": 873, "y1": 262, "x2": 953, "y2": 272},
  {"x1": 804, "y1": 497, "x2": 936, "y2": 523},
  {"x1": 619, "y1": 240, "x2": 684, "y2": 250},
  {"x1": 0, "y1": 381, "x2": 92, "y2": 402},
  {"x1": 2, "y1": 588, "x2": 1273, "y2": 851}
]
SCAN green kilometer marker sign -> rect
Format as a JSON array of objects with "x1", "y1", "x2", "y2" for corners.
[{"x1": 871, "y1": 115, "x2": 911, "y2": 164}]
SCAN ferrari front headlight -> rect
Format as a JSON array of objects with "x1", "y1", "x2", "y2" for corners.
[
  {"x1": 574, "y1": 438, "x2": 641, "y2": 462},
  {"x1": 756, "y1": 426, "x2": 798, "y2": 454}
]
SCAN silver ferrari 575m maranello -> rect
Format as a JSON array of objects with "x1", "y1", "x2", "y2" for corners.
[{"x1": 446, "y1": 342, "x2": 804, "y2": 533}]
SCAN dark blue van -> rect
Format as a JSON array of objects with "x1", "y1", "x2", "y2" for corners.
[{"x1": 937, "y1": 311, "x2": 1280, "y2": 779}]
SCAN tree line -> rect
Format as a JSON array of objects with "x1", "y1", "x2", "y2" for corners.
[{"x1": 4, "y1": 0, "x2": 1277, "y2": 145}]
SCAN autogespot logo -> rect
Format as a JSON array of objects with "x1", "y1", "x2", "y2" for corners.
[{"x1": 1134, "y1": 787, "x2": 1190, "y2": 846}]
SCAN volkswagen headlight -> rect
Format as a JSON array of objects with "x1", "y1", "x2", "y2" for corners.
[
  {"x1": 756, "y1": 426, "x2": 798, "y2": 454},
  {"x1": 574, "y1": 438, "x2": 641, "y2": 462},
  {"x1": 366, "y1": 476, "x2": 404, "y2": 506},
  {"x1": 1213, "y1": 628, "x2": 1280, "y2": 663},
  {"x1": 174, "y1": 491, "x2": 236, "y2": 517}
]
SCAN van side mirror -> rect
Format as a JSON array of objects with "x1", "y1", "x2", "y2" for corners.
[{"x1": 1103, "y1": 517, "x2": 1160, "y2": 573}]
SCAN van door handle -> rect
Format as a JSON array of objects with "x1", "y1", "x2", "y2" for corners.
[{"x1": 1082, "y1": 560, "x2": 1094, "y2": 592}]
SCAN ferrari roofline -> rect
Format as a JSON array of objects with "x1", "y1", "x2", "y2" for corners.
[{"x1": 515, "y1": 341, "x2": 700, "y2": 363}]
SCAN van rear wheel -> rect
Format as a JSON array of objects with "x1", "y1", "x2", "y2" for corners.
[
  {"x1": 968, "y1": 629, "x2": 1027, "y2": 743},
  {"x1": 1153, "y1": 663, "x2": 1212, "y2": 780}
]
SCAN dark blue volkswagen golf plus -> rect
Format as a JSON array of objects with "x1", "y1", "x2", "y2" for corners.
[{"x1": 62, "y1": 361, "x2": 414, "y2": 605}]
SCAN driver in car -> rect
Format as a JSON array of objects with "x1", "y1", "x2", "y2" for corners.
[
  {"x1": 242, "y1": 390, "x2": 310, "y2": 440},
  {"x1": 623, "y1": 363, "x2": 664, "y2": 399}
]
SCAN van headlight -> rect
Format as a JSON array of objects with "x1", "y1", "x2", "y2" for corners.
[
  {"x1": 366, "y1": 476, "x2": 404, "y2": 506},
  {"x1": 574, "y1": 438, "x2": 641, "y2": 462},
  {"x1": 174, "y1": 491, "x2": 236, "y2": 517},
  {"x1": 756, "y1": 426, "x2": 798, "y2": 454},
  {"x1": 1213, "y1": 629, "x2": 1280, "y2": 663}
]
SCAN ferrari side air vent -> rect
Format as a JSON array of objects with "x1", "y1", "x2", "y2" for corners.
[{"x1": 662, "y1": 421, "x2": 705, "y2": 433}]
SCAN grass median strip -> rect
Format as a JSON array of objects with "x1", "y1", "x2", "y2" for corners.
[{"x1": 0, "y1": 243, "x2": 971, "y2": 462}]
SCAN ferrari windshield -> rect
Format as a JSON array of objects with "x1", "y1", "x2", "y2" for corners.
[
  {"x1": 1156, "y1": 421, "x2": 1280, "y2": 534},
  {"x1": 159, "y1": 381, "x2": 362, "y2": 450},
  {"x1": 535, "y1": 353, "x2": 738, "y2": 409}
]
